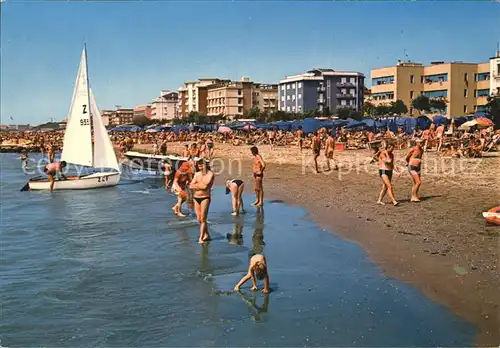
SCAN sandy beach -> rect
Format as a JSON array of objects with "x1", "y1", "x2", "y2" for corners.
[{"x1": 135, "y1": 142, "x2": 500, "y2": 346}]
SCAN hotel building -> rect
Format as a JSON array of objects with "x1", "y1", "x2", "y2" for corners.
[
  {"x1": 278, "y1": 69, "x2": 365, "y2": 114},
  {"x1": 150, "y1": 90, "x2": 178, "y2": 120},
  {"x1": 102, "y1": 108, "x2": 134, "y2": 126},
  {"x1": 490, "y1": 50, "x2": 500, "y2": 97},
  {"x1": 371, "y1": 55, "x2": 498, "y2": 117},
  {"x1": 178, "y1": 78, "x2": 226, "y2": 117}
]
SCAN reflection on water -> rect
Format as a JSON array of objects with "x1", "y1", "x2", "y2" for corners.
[{"x1": 1, "y1": 154, "x2": 476, "y2": 347}]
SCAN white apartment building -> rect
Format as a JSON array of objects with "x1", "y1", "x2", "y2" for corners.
[
  {"x1": 151, "y1": 90, "x2": 179, "y2": 121},
  {"x1": 490, "y1": 50, "x2": 500, "y2": 96}
]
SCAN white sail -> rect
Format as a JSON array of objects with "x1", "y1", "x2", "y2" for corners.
[
  {"x1": 61, "y1": 48, "x2": 93, "y2": 167},
  {"x1": 89, "y1": 88, "x2": 120, "y2": 172}
]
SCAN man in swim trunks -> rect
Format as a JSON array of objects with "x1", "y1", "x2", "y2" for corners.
[
  {"x1": 324, "y1": 131, "x2": 338, "y2": 171},
  {"x1": 234, "y1": 253, "x2": 270, "y2": 294},
  {"x1": 189, "y1": 159, "x2": 214, "y2": 244},
  {"x1": 311, "y1": 131, "x2": 321, "y2": 173},
  {"x1": 171, "y1": 159, "x2": 194, "y2": 217},
  {"x1": 44, "y1": 161, "x2": 67, "y2": 191},
  {"x1": 405, "y1": 139, "x2": 424, "y2": 202},
  {"x1": 226, "y1": 179, "x2": 245, "y2": 216},
  {"x1": 250, "y1": 146, "x2": 265, "y2": 207},
  {"x1": 376, "y1": 143, "x2": 399, "y2": 206},
  {"x1": 296, "y1": 126, "x2": 304, "y2": 153}
]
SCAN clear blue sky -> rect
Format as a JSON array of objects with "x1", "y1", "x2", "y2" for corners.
[{"x1": 1, "y1": 1, "x2": 499, "y2": 124}]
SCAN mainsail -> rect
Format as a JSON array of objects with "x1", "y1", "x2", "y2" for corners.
[{"x1": 61, "y1": 48, "x2": 93, "y2": 167}]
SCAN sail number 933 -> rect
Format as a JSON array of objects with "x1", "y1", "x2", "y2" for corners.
[{"x1": 80, "y1": 104, "x2": 89, "y2": 126}]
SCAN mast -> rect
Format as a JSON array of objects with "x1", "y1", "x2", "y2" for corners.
[{"x1": 84, "y1": 43, "x2": 95, "y2": 167}]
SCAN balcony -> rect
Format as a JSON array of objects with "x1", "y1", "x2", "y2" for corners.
[
  {"x1": 337, "y1": 82, "x2": 355, "y2": 87},
  {"x1": 317, "y1": 98, "x2": 326, "y2": 104},
  {"x1": 317, "y1": 86, "x2": 326, "y2": 92},
  {"x1": 337, "y1": 93, "x2": 356, "y2": 99}
]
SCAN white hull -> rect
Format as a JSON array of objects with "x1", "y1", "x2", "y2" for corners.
[{"x1": 28, "y1": 172, "x2": 120, "y2": 190}]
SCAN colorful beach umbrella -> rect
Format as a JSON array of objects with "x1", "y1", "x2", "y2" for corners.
[{"x1": 218, "y1": 126, "x2": 232, "y2": 133}]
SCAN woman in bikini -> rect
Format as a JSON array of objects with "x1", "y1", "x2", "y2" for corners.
[
  {"x1": 226, "y1": 179, "x2": 245, "y2": 216},
  {"x1": 189, "y1": 159, "x2": 214, "y2": 244},
  {"x1": 250, "y1": 146, "x2": 265, "y2": 207},
  {"x1": 377, "y1": 143, "x2": 399, "y2": 206},
  {"x1": 405, "y1": 139, "x2": 424, "y2": 202}
]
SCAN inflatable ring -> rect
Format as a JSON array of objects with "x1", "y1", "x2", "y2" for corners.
[{"x1": 483, "y1": 206, "x2": 500, "y2": 226}]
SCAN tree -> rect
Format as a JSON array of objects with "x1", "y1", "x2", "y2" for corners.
[
  {"x1": 373, "y1": 104, "x2": 392, "y2": 117},
  {"x1": 363, "y1": 101, "x2": 374, "y2": 117},
  {"x1": 247, "y1": 106, "x2": 261, "y2": 121},
  {"x1": 133, "y1": 115, "x2": 152, "y2": 127},
  {"x1": 323, "y1": 106, "x2": 332, "y2": 117},
  {"x1": 336, "y1": 108, "x2": 351, "y2": 120},
  {"x1": 486, "y1": 95, "x2": 500, "y2": 129},
  {"x1": 390, "y1": 99, "x2": 408, "y2": 116},
  {"x1": 411, "y1": 95, "x2": 431, "y2": 114},
  {"x1": 349, "y1": 111, "x2": 363, "y2": 121},
  {"x1": 430, "y1": 98, "x2": 447, "y2": 113}
]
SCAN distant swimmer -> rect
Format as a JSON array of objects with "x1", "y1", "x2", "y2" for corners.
[
  {"x1": 250, "y1": 146, "x2": 265, "y2": 207},
  {"x1": 226, "y1": 179, "x2": 245, "y2": 216},
  {"x1": 189, "y1": 159, "x2": 214, "y2": 244},
  {"x1": 44, "y1": 161, "x2": 67, "y2": 191},
  {"x1": 234, "y1": 254, "x2": 270, "y2": 294},
  {"x1": 405, "y1": 139, "x2": 424, "y2": 202},
  {"x1": 20, "y1": 150, "x2": 29, "y2": 170},
  {"x1": 324, "y1": 131, "x2": 338, "y2": 171},
  {"x1": 171, "y1": 159, "x2": 194, "y2": 217},
  {"x1": 376, "y1": 143, "x2": 399, "y2": 206}
]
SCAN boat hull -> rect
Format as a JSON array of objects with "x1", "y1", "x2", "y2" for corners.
[
  {"x1": 28, "y1": 172, "x2": 120, "y2": 190},
  {"x1": 124, "y1": 151, "x2": 186, "y2": 172}
]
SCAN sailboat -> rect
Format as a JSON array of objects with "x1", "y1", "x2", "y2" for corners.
[{"x1": 27, "y1": 46, "x2": 121, "y2": 190}]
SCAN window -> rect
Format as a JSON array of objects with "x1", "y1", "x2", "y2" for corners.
[
  {"x1": 287, "y1": 95, "x2": 290, "y2": 100},
  {"x1": 464, "y1": 89, "x2": 468, "y2": 97},
  {"x1": 420, "y1": 76, "x2": 424, "y2": 83},
  {"x1": 463, "y1": 105, "x2": 467, "y2": 113},
  {"x1": 341, "y1": 88, "x2": 347, "y2": 94},
  {"x1": 238, "y1": 98, "x2": 243, "y2": 104},
  {"x1": 292, "y1": 94, "x2": 296, "y2": 100},
  {"x1": 464, "y1": 73, "x2": 468, "y2": 82},
  {"x1": 298, "y1": 105, "x2": 302, "y2": 111},
  {"x1": 410, "y1": 91, "x2": 414, "y2": 99},
  {"x1": 287, "y1": 84, "x2": 290, "y2": 90},
  {"x1": 475, "y1": 73, "x2": 490, "y2": 81},
  {"x1": 298, "y1": 93, "x2": 302, "y2": 99},
  {"x1": 238, "y1": 89, "x2": 242, "y2": 95},
  {"x1": 341, "y1": 77, "x2": 347, "y2": 83},
  {"x1": 281, "y1": 85, "x2": 285, "y2": 91},
  {"x1": 298, "y1": 82, "x2": 302, "y2": 88},
  {"x1": 410, "y1": 75, "x2": 415, "y2": 84},
  {"x1": 292, "y1": 106, "x2": 296, "y2": 111},
  {"x1": 281, "y1": 96, "x2": 284, "y2": 102},
  {"x1": 238, "y1": 106, "x2": 242, "y2": 113},
  {"x1": 286, "y1": 106, "x2": 291, "y2": 112},
  {"x1": 422, "y1": 89, "x2": 448, "y2": 98},
  {"x1": 219, "y1": 92, "x2": 222, "y2": 96},
  {"x1": 475, "y1": 89, "x2": 490, "y2": 97},
  {"x1": 422, "y1": 73, "x2": 448, "y2": 84},
  {"x1": 349, "y1": 99, "x2": 355, "y2": 106},
  {"x1": 341, "y1": 100, "x2": 347, "y2": 106},
  {"x1": 350, "y1": 77, "x2": 356, "y2": 84},
  {"x1": 350, "y1": 89, "x2": 356, "y2": 95},
  {"x1": 372, "y1": 76, "x2": 395, "y2": 85}
]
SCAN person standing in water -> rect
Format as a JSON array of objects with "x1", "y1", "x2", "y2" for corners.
[
  {"x1": 171, "y1": 159, "x2": 194, "y2": 217},
  {"x1": 47, "y1": 143, "x2": 55, "y2": 163},
  {"x1": 376, "y1": 143, "x2": 399, "y2": 206},
  {"x1": 161, "y1": 160, "x2": 173, "y2": 190},
  {"x1": 189, "y1": 159, "x2": 214, "y2": 244},
  {"x1": 234, "y1": 254, "x2": 270, "y2": 294},
  {"x1": 250, "y1": 146, "x2": 265, "y2": 207},
  {"x1": 226, "y1": 179, "x2": 245, "y2": 216},
  {"x1": 405, "y1": 139, "x2": 424, "y2": 202},
  {"x1": 20, "y1": 150, "x2": 29, "y2": 170},
  {"x1": 44, "y1": 161, "x2": 67, "y2": 191}
]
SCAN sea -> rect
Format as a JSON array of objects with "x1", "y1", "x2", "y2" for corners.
[{"x1": 1, "y1": 153, "x2": 475, "y2": 347}]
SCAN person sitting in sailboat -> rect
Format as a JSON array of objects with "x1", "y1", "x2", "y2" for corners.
[{"x1": 43, "y1": 161, "x2": 67, "y2": 191}]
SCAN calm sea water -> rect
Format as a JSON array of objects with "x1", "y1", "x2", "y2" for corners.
[{"x1": 1, "y1": 153, "x2": 475, "y2": 347}]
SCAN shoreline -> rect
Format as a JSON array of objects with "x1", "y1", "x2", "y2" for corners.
[{"x1": 135, "y1": 142, "x2": 499, "y2": 346}]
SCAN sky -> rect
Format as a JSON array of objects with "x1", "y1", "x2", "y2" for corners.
[{"x1": 1, "y1": 1, "x2": 499, "y2": 125}]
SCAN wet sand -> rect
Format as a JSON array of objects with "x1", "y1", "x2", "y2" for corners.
[{"x1": 135, "y1": 142, "x2": 500, "y2": 346}]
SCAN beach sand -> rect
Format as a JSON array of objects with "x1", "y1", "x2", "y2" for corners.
[{"x1": 135, "y1": 142, "x2": 500, "y2": 346}]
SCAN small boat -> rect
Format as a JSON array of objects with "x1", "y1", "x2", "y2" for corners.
[
  {"x1": 124, "y1": 151, "x2": 186, "y2": 172},
  {"x1": 24, "y1": 46, "x2": 121, "y2": 191},
  {"x1": 482, "y1": 206, "x2": 500, "y2": 226}
]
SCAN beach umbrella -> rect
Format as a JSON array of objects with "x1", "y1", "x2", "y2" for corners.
[
  {"x1": 218, "y1": 126, "x2": 232, "y2": 133},
  {"x1": 241, "y1": 124, "x2": 256, "y2": 130},
  {"x1": 475, "y1": 117, "x2": 493, "y2": 128},
  {"x1": 145, "y1": 128, "x2": 159, "y2": 133},
  {"x1": 458, "y1": 120, "x2": 477, "y2": 130},
  {"x1": 432, "y1": 115, "x2": 450, "y2": 125}
]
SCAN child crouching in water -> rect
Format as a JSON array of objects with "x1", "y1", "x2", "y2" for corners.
[{"x1": 234, "y1": 254, "x2": 270, "y2": 294}]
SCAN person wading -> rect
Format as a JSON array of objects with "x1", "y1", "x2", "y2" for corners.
[
  {"x1": 376, "y1": 143, "x2": 399, "y2": 206},
  {"x1": 250, "y1": 146, "x2": 265, "y2": 207},
  {"x1": 189, "y1": 159, "x2": 214, "y2": 244},
  {"x1": 226, "y1": 179, "x2": 245, "y2": 216},
  {"x1": 405, "y1": 139, "x2": 424, "y2": 202}
]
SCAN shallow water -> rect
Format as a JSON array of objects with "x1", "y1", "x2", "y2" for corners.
[{"x1": 1, "y1": 153, "x2": 475, "y2": 346}]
